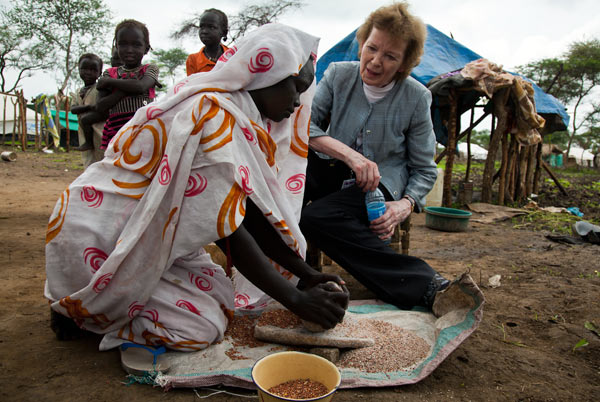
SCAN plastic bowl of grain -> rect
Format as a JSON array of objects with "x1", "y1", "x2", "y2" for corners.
[{"x1": 252, "y1": 351, "x2": 341, "y2": 401}]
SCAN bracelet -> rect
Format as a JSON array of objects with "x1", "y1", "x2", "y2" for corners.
[{"x1": 402, "y1": 195, "x2": 415, "y2": 212}]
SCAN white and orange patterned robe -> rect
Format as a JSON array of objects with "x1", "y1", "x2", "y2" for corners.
[{"x1": 45, "y1": 24, "x2": 319, "y2": 351}]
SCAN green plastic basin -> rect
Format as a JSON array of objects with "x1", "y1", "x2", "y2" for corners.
[{"x1": 424, "y1": 206, "x2": 472, "y2": 232}]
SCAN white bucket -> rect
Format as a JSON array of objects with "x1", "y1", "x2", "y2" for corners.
[
  {"x1": 1, "y1": 151, "x2": 17, "y2": 162},
  {"x1": 425, "y1": 168, "x2": 443, "y2": 207}
]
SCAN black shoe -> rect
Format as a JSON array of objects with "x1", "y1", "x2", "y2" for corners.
[{"x1": 422, "y1": 273, "x2": 450, "y2": 309}]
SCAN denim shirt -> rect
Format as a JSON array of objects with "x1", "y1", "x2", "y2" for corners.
[{"x1": 310, "y1": 61, "x2": 437, "y2": 211}]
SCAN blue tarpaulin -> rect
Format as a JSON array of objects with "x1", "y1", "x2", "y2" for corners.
[
  {"x1": 49, "y1": 109, "x2": 79, "y2": 131},
  {"x1": 316, "y1": 25, "x2": 569, "y2": 130}
]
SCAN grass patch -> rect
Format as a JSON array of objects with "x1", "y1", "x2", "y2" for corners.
[{"x1": 511, "y1": 209, "x2": 580, "y2": 234}]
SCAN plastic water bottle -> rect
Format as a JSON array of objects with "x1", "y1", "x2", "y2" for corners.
[
  {"x1": 365, "y1": 188, "x2": 386, "y2": 221},
  {"x1": 365, "y1": 188, "x2": 390, "y2": 244}
]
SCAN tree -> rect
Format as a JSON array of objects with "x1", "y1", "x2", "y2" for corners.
[
  {"x1": 1, "y1": 0, "x2": 112, "y2": 95},
  {"x1": 516, "y1": 39, "x2": 600, "y2": 156},
  {"x1": 149, "y1": 48, "x2": 188, "y2": 88},
  {"x1": 0, "y1": 25, "x2": 48, "y2": 93},
  {"x1": 467, "y1": 129, "x2": 491, "y2": 149},
  {"x1": 171, "y1": 0, "x2": 305, "y2": 45}
]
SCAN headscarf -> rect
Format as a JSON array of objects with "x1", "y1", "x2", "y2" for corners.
[{"x1": 45, "y1": 24, "x2": 319, "y2": 332}]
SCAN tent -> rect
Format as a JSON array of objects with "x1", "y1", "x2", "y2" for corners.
[
  {"x1": 457, "y1": 142, "x2": 488, "y2": 160},
  {"x1": 568, "y1": 146, "x2": 594, "y2": 167},
  {"x1": 1, "y1": 94, "x2": 41, "y2": 136},
  {"x1": 316, "y1": 25, "x2": 570, "y2": 133},
  {"x1": 49, "y1": 109, "x2": 79, "y2": 131}
]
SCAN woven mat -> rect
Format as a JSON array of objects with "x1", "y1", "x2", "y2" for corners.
[{"x1": 154, "y1": 273, "x2": 484, "y2": 390}]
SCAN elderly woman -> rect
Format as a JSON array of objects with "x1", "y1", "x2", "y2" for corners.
[
  {"x1": 301, "y1": 3, "x2": 448, "y2": 310},
  {"x1": 45, "y1": 24, "x2": 348, "y2": 369}
]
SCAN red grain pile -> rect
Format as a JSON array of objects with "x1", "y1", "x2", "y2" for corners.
[{"x1": 267, "y1": 378, "x2": 328, "y2": 399}]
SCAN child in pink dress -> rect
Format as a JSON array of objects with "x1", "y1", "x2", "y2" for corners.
[{"x1": 96, "y1": 19, "x2": 159, "y2": 150}]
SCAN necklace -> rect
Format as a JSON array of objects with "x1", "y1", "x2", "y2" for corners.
[{"x1": 120, "y1": 65, "x2": 141, "y2": 72}]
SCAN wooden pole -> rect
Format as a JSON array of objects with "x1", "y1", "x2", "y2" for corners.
[
  {"x1": 34, "y1": 100, "x2": 40, "y2": 150},
  {"x1": 2, "y1": 95, "x2": 6, "y2": 145},
  {"x1": 54, "y1": 94, "x2": 61, "y2": 149},
  {"x1": 442, "y1": 90, "x2": 458, "y2": 207},
  {"x1": 525, "y1": 145, "x2": 536, "y2": 197},
  {"x1": 507, "y1": 135, "x2": 517, "y2": 199},
  {"x1": 65, "y1": 97, "x2": 70, "y2": 152},
  {"x1": 20, "y1": 91, "x2": 27, "y2": 151},
  {"x1": 533, "y1": 143, "x2": 543, "y2": 194},
  {"x1": 435, "y1": 110, "x2": 491, "y2": 164},
  {"x1": 482, "y1": 89, "x2": 510, "y2": 203},
  {"x1": 11, "y1": 98, "x2": 17, "y2": 145},
  {"x1": 465, "y1": 107, "x2": 475, "y2": 182},
  {"x1": 517, "y1": 145, "x2": 529, "y2": 200},
  {"x1": 498, "y1": 127, "x2": 510, "y2": 205},
  {"x1": 541, "y1": 160, "x2": 568, "y2": 195}
]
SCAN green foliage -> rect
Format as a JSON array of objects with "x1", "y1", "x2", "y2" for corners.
[
  {"x1": 543, "y1": 130, "x2": 570, "y2": 149},
  {"x1": 2, "y1": 0, "x2": 113, "y2": 94},
  {"x1": 511, "y1": 209, "x2": 580, "y2": 234},
  {"x1": 572, "y1": 339, "x2": 589, "y2": 352},
  {"x1": 465, "y1": 129, "x2": 491, "y2": 149},
  {"x1": 170, "y1": 0, "x2": 305, "y2": 45},
  {"x1": 0, "y1": 25, "x2": 48, "y2": 92},
  {"x1": 149, "y1": 48, "x2": 188, "y2": 87},
  {"x1": 515, "y1": 39, "x2": 600, "y2": 155}
]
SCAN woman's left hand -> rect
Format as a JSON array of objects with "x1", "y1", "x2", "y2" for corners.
[{"x1": 369, "y1": 198, "x2": 412, "y2": 240}]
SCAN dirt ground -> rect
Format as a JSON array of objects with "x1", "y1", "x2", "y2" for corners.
[{"x1": 1, "y1": 146, "x2": 599, "y2": 401}]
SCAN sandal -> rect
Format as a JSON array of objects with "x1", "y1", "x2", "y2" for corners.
[{"x1": 120, "y1": 343, "x2": 171, "y2": 375}]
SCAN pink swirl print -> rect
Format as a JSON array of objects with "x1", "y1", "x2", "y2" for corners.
[
  {"x1": 238, "y1": 165, "x2": 254, "y2": 195},
  {"x1": 93, "y1": 273, "x2": 112, "y2": 293},
  {"x1": 80, "y1": 185, "x2": 103, "y2": 208},
  {"x1": 285, "y1": 173, "x2": 305, "y2": 194},
  {"x1": 176, "y1": 299, "x2": 203, "y2": 316},
  {"x1": 234, "y1": 293, "x2": 250, "y2": 308},
  {"x1": 146, "y1": 106, "x2": 163, "y2": 120},
  {"x1": 173, "y1": 79, "x2": 188, "y2": 94},
  {"x1": 158, "y1": 155, "x2": 171, "y2": 185},
  {"x1": 142, "y1": 309, "x2": 159, "y2": 322},
  {"x1": 241, "y1": 127, "x2": 256, "y2": 144},
  {"x1": 218, "y1": 46, "x2": 237, "y2": 63},
  {"x1": 184, "y1": 173, "x2": 207, "y2": 197},
  {"x1": 248, "y1": 48, "x2": 274, "y2": 73},
  {"x1": 128, "y1": 302, "x2": 145, "y2": 319},
  {"x1": 201, "y1": 267, "x2": 215, "y2": 277},
  {"x1": 83, "y1": 247, "x2": 107, "y2": 273},
  {"x1": 188, "y1": 272, "x2": 213, "y2": 291}
]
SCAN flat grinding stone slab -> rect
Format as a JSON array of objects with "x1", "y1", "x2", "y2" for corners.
[{"x1": 254, "y1": 309, "x2": 375, "y2": 348}]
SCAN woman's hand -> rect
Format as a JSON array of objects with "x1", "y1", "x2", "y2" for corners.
[
  {"x1": 345, "y1": 151, "x2": 380, "y2": 192},
  {"x1": 369, "y1": 198, "x2": 412, "y2": 240},
  {"x1": 289, "y1": 282, "x2": 349, "y2": 329},
  {"x1": 297, "y1": 273, "x2": 348, "y2": 303}
]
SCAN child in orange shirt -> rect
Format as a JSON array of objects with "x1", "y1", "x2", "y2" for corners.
[{"x1": 186, "y1": 9, "x2": 229, "y2": 75}]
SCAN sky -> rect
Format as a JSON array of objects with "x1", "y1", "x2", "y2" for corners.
[{"x1": 4, "y1": 0, "x2": 600, "y2": 100}]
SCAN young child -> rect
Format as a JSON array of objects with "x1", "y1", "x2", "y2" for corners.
[
  {"x1": 96, "y1": 19, "x2": 159, "y2": 150},
  {"x1": 186, "y1": 8, "x2": 229, "y2": 75},
  {"x1": 71, "y1": 54, "x2": 106, "y2": 162}
]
